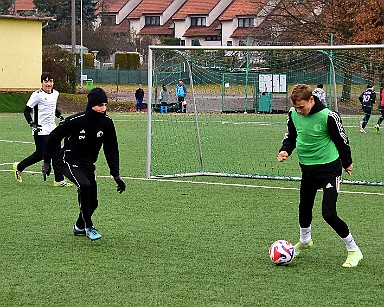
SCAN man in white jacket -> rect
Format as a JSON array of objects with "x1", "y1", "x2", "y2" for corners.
[{"x1": 13, "y1": 72, "x2": 72, "y2": 187}]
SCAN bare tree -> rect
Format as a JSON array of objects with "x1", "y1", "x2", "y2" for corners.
[{"x1": 264, "y1": 0, "x2": 384, "y2": 102}]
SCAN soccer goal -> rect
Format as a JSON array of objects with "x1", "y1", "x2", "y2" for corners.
[{"x1": 146, "y1": 45, "x2": 384, "y2": 185}]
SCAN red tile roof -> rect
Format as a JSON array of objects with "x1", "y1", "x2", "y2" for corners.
[
  {"x1": 109, "y1": 18, "x2": 130, "y2": 33},
  {"x1": 96, "y1": 0, "x2": 129, "y2": 14},
  {"x1": 220, "y1": 0, "x2": 269, "y2": 20},
  {"x1": 230, "y1": 27, "x2": 255, "y2": 38},
  {"x1": 139, "y1": 19, "x2": 174, "y2": 35},
  {"x1": 128, "y1": 0, "x2": 175, "y2": 18},
  {"x1": 183, "y1": 20, "x2": 220, "y2": 37},
  {"x1": 15, "y1": 0, "x2": 35, "y2": 11},
  {"x1": 173, "y1": 0, "x2": 221, "y2": 20}
]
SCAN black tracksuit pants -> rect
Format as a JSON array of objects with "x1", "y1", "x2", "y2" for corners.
[
  {"x1": 299, "y1": 162, "x2": 350, "y2": 239},
  {"x1": 62, "y1": 163, "x2": 98, "y2": 229},
  {"x1": 18, "y1": 135, "x2": 64, "y2": 182}
]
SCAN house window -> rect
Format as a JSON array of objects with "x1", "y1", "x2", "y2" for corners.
[
  {"x1": 227, "y1": 41, "x2": 233, "y2": 46},
  {"x1": 191, "y1": 17, "x2": 206, "y2": 27},
  {"x1": 205, "y1": 36, "x2": 220, "y2": 41},
  {"x1": 103, "y1": 15, "x2": 115, "y2": 25},
  {"x1": 145, "y1": 16, "x2": 160, "y2": 26},
  {"x1": 238, "y1": 18, "x2": 254, "y2": 28}
]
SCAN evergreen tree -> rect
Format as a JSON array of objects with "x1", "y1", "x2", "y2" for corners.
[
  {"x1": 0, "y1": 0, "x2": 13, "y2": 14},
  {"x1": 33, "y1": 0, "x2": 97, "y2": 25}
]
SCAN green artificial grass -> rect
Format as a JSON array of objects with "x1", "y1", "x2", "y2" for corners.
[
  {"x1": 0, "y1": 92, "x2": 31, "y2": 112},
  {"x1": 0, "y1": 113, "x2": 383, "y2": 306}
]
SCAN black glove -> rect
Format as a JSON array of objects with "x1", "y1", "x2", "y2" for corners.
[
  {"x1": 114, "y1": 176, "x2": 126, "y2": 194},
  {"x1": 42, "y1": 162, "x2": 51, "y2": 181},
  {"x1": 30, "y1": 122, "x2": 42, "y2": 133}
]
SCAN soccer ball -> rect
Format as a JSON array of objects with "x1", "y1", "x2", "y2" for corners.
[{"x1": 269, "y1": 240, "x2": 295, "y2": 266}]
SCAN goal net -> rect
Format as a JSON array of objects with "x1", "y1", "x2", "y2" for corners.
[{"x1": 147, "y1": 45, "x2": 384, "y2": 185}]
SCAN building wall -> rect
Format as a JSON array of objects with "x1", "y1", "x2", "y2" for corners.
[
  {"x1": 221, "y1": 21, "x2": 234, "y2": 46},
  {"x1": 0, "y1": 17, "x2": 42, "y2": 90}
]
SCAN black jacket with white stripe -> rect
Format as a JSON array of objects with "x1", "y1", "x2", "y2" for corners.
[{"x1": 44, "y1": 108, "x2": 120, "y2": 178}]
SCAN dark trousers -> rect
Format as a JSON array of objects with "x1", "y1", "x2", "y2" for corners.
[
  {"x1": 362, "y1": 106, "x2": 372, "y2": 128},
  {"x1": 136, "y1": 99, "x2": 143, "y2": 111},
  {"x1": 299, "y1": 174, "x2": 349, "y2": 238},
  {"x1": 177, "y1": 96, "x2": 186, "y2": 113},
  {"x1": 62, "y1": 163, "x2": 98, "y2": 229},
  {"x1": 377, "y1": 109, "x2": 384, "y2": 125},
  {"x1": 18, "y1": 134, "x2": 64, "y2": 182}
]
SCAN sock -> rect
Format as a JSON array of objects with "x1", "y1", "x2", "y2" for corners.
[
  {"x1": 342, "y1": 233, "x2": 359, "y2": 252},
  {"x1": 299, "y1": 226, "x2": 311, "y2": 244},
  {"x1": 75, "y1": 225, "x2": 84, "y2": 231}
]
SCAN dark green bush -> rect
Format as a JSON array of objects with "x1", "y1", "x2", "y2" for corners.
[
  {"x1": 83, "y1": 53, "x2": 94, "y2": 68},
  {"x1": 114, "y1": 52, "x2": 140, "y2": 70},
  {"x1": 161, "y1": 37, "x2": 181, "y2": 46}
]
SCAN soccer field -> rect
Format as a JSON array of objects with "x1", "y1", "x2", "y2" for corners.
[{"x1": 0, "y1": 112, "x2": 383, "y2": 306}]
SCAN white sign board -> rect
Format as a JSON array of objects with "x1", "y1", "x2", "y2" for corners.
[{"x1": 259, "y1": 74, "x2": 287, "y2": 93}]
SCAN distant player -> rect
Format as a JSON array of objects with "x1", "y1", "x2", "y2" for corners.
[
  {"x1": 176, "y1": 79, "x2": 187, "y2": 113},
  {"x1": 277, "y1": 84, "x2": 363, "y2": 268},
  {"x1": 312, "y1": 83, "x2": 326, "y2": 106},
  {"x1": 13, "y1": 72, "x2": 72, "y2": 187},
  {"x1": 359, "y1": 84, "x2": 376, "y2": 133},
  {"x1": 135, "y1": 84, "x2": 145, "y2": 112}
]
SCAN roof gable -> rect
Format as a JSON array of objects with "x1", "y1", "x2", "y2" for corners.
[
  {"x1": 15, "y1": 0, "x2": 35, "y2": 11},
  {"x1": 220, "y1": 0, "x2": 269, "y2": 20},
  {"x1": 128, "y1": 0, "x2": 175, "y2": 18},
  {"x1": 173, "y1": 0, "x2": 222, "y2": 20},
  {"x1": 97, "y1": 0, "x2": 130, "y2": 14}
]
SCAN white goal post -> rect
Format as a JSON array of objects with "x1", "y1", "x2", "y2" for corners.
[{"x1": 146, "y1": 44, "x2": 384, "y2": 185}]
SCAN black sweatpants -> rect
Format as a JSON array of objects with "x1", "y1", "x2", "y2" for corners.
[
  {"x1": 18, "y1": 134, "x2": 64, "y2": 182},
  {"x1": 61, "y1": 163, "x2": 98, "y2": 229},
  {"x1": 299, "y1": 173, "x2": 349, "y2": 238}
]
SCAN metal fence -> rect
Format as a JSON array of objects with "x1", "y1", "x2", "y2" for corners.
[{"x1": 82, "y1": 68, "x2": 148, "y2": 84}]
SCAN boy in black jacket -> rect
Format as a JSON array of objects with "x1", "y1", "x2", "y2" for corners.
[{"x1": 42, "y1": 88, "x2": 126, "y2": 241}]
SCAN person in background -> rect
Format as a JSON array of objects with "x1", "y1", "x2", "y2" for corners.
[
  {"x1": 159, "y1": 84, "x2": 169, "y2": 113},
  {"x1": 373, "y1": 86, "x2": 384, "y2": 133},
  {"x1": 42, "y1": 88, "x2": 126, "y2": 241},
  {"x1": 13, "y1": 72, "x2": 72, "y2": 187},
  {"x1": 312, "y1": 83, "x2": 327, "y2": 106},
  {"x1": 135, "y1": 84, "x2": 145, "y2": 113},
  {"x1": 359, "y1": 84, "x2": 376, "y2": 133},
  {"x1": 277, "y1": 84, "x2": 363, "y2": 268},
  {"x1": 176, "y1": 79, "x2": 187, "y2": 113}
]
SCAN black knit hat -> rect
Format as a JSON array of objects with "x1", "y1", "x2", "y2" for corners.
[{"x1": 87, "y1": 88, "x2": 108, "y2": 108}]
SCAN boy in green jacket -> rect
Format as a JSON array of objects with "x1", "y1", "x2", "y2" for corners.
[{"x1": 278, "y1": 84, "x2": 362, "y2": 268}]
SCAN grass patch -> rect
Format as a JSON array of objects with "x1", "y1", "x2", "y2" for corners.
[
  {"x1": 0, "y1": 113, "x2": 383, "y2": 306},
  {"x1": 0, "y1": 92, "x2": 31, "y2": 112}
]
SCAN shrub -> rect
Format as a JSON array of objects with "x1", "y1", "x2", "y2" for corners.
[
  {"x1": 83, "y1": 53, "x2": 94, "y2": 68},
  {"x1": 161, "y1": 37, "x2": 181, "y2": 46},
  {"x1": 114, "y1": 52, "x2": 140, "y2": 70}
]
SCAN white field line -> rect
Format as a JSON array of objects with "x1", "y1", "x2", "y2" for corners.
[
  {"x1": 1, "y1": 167, "x2": 382, "y2": 196},
  {"x1": 0, "y1": 139, "x2": 34, "y2": 145}
]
